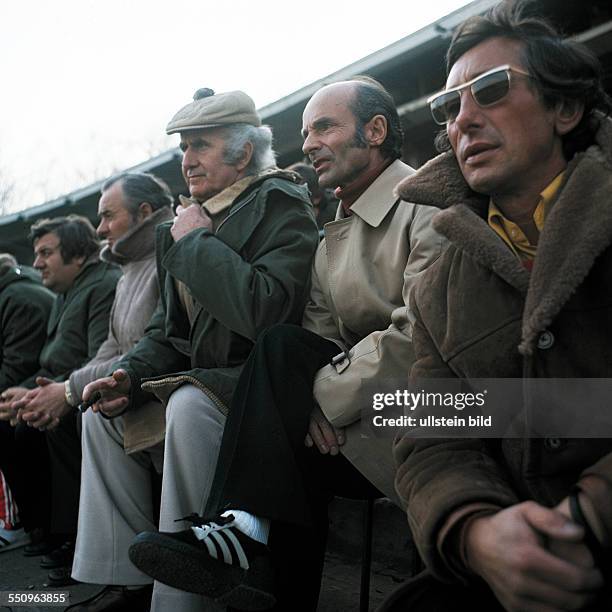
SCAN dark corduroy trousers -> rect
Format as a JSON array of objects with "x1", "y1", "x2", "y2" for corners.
[
  {"x1": 0, "y1": 411, "x2": 80, "y2": 539},
  {"x1": 46, "y1": 410, "x2": 81, "y2": 536},
  {"x1": 208, "y1": 324, "x2": 380, "y2": 611}
]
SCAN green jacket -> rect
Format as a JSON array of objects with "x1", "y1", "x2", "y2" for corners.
[
  {"x1": 0, "y1": 266, "x2": 55, "y2": 391},
  {"x1": 116, "y1": 171, "x2": 319, "y2": 412},
  {"x1": 21, "y1": 256, "x2": 121, "y2": 388}
]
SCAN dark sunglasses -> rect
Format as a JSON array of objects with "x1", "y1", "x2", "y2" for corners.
[{"x1": 427, "y1": 64, "x2": 531, "y2": 125}]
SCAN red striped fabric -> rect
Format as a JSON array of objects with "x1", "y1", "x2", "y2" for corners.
[{"x1": 0, "y1": 469, "x2": 19, "y2": 530}]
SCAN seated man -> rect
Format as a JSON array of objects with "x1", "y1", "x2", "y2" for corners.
[
  {"x1": 13, "y1": 172, "x2": 173, "y2": 590},
  {"x1": 122, "y1": 77, "x2": 444, "y2": 611},
  {"x1": 0, "y1": 252, "x2": 54, "y2": 551},
  {"x1": 387, "y1": 2, "x2": 612, "y2": 611},
  {"x1": 0, "y1": 216, "x2": 120, "y2": 575},
  {"x1": 80, "y1": 88, "x2": 319, "y2": 612},
  {"x1": 0, "y1": 253, "x2": 54, "y2": 393}
]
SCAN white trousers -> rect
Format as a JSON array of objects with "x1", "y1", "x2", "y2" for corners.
[{"x1": 72, "y1": 385, "x2": 226, "y2": 611}]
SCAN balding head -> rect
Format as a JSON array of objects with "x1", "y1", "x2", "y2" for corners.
[
  {"x1": 304, "y1": 81, "x2": 359, "y2": 117},
  {"x1": 301, "y1": 78, "x2": 403, "y2": 191},
  {"x1": 301, "y1": 78, "x2": 402, "y2": 195}
]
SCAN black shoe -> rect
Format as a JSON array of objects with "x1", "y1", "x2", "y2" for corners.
[
  {"x1": 129, "y1": 512, "x2": 275, "y2": 611},
  {"x1": 23, "y1": 529, "x2": 58, "y2": 557},
  {"x1": 41, "y1": 540, "x2": 75, "y2": 568},
  {"x1": 46, "y1": 565, "x2": 77, "y2": 587}
]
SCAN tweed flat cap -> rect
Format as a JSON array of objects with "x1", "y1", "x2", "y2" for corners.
[{"x1": 166, "y1": 88, "x2": 261, "y2": 134}]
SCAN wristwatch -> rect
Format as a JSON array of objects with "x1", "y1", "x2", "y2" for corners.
[{"x1": 64, "y1": 379, "x2": 77, "y2": 407}]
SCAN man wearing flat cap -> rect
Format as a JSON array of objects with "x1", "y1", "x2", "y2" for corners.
[{"x1": 72, "y1": 89, "x2": 319, "y2": 612}]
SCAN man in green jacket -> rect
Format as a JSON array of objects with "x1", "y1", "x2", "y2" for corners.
[
  {"x1": 0, "y1": 253, "x2": 54, "y2": 550},
  {"x1": 81, "y1": 88, "x2": 319, "y2": 612},
  {"x1": 0, "y1": 215, "x2": 120, "y2": 578},
  {"x1": 0, "y1": 253, "x2": 54, "y2": 393}
]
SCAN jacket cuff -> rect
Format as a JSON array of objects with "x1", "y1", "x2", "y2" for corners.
[
  {"x1": 67, "y1": 375, "x2": 83, "y2": 407},
  {"x1": 393, "y1": 436, "x2": 519, "y2": 583},
  {"x1": 437, "y1": 502, "x2": 502, "y2": 581},
  {"x1": 577, "y1": 474, "x2": 612, "y2": 547}
]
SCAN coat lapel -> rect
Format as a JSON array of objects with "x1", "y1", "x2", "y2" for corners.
[
  {"x1": 434, "y1": 205, "x2": 530, "y2": 295},
  {"x1": 395, "y1": 150, "x2": 482, "y2": 212},
  {"x1": 350, "y1": 160, "x2": 414, "y2": 226},
  {"x1": 46, "y1": 254, "x2": 99, "y2": 336},
  {"x1": 46, "y1": 295, "x2": 63, "y2": 336},
  {"x1": 521, "y1": 138, "x2": 612, "y2": 353},
  {"x1": 396, "y1": 151, "x2": 529, "y2": 294}
]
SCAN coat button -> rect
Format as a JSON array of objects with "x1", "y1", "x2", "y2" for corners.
[
  {"x1": 537, "y1": 330, "x2": 555, "y2": 349},
  {"x1": 544, "y1": 437, "x2": 564, "y2": 451}
]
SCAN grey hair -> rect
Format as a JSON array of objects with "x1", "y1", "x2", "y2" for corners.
[
  {"x1": 222, "y1": 123, "x2": 276, "y2": 175},
  {"x1": 0, "y1": 253, "x2": 17, "y2": 276},
  {"x1": 102, "y1": 172, "x2": 174, "y2": 219}
]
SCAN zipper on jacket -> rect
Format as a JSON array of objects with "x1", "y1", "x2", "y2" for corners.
[{"x1": 215, "y1": 191, "x2": 258, "y2": 234}]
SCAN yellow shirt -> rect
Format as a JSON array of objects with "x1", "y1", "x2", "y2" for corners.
[{"x1": 488, "y1": 171, "x2": 565, "y2": 262}]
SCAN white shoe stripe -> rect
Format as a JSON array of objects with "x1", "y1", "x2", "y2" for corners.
[
  {"x1": 223, "y1": 528, "x2": 249, "y2": 570},
  {"x1": 190, "y1": 520, "x2": 250, "y2": 569},
  {"x1": 209, "y1": 531, "x2": 232, "y2": 564},
  {"x1": 195, "y1": 529, "x2": 218, "y2": 560},
  {"x1": 205, "y1": 535, "x2": 218, "y2": 559}
]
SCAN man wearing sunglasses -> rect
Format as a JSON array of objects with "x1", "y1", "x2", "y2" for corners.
[{"x1": 387, "y1": 1, "x2": 612, "y2": 611}]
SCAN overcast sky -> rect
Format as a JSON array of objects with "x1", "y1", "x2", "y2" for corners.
[{"x1": 0, "y1": 0, "x2": 471, "y2": 214}]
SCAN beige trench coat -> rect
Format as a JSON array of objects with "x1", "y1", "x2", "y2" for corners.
[{"x1": 301, "y1": 159, "x2": 445, "y2": 502}]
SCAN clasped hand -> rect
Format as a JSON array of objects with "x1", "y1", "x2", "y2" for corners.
[
  {"x1": 464, "y1": 501, "x2": 603, "y2": 611},
  {"x1": 0, "y1": 386, "x2": 28, "y2": 424},
  {"x1": 305, "y1": 404, "x2": 345, "y2": 455},
  {"x1": 8, "y1": 378, "x2": 71, "y2": 430},
  {"x1": 82, "y1": 369, "x2": 131, "y2": 418}
]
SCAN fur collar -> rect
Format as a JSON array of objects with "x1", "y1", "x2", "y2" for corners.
[{"x1": 396, "y1": 116, "x2": 612, "y2": 355}]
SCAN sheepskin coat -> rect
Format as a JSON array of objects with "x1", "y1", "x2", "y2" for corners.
[{"x1": 392, "y1": 116, "x2": 612, "y2": 582}]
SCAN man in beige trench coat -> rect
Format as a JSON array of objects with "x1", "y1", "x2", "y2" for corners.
[{"x1": 127, "y1": 76, "x2": 445, "y2": 611}]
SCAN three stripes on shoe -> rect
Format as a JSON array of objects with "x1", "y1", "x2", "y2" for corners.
[{"x1": 191, "y1": 521, "x2": 250, "y2": 570}]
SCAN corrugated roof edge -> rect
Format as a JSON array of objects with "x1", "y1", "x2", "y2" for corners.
[
  {"x1": 1, "y1": 0, "x2": 495, "y2": 226},
  {"x1": 0, "y1": 150, "x2": 181, "y2": 226}
]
